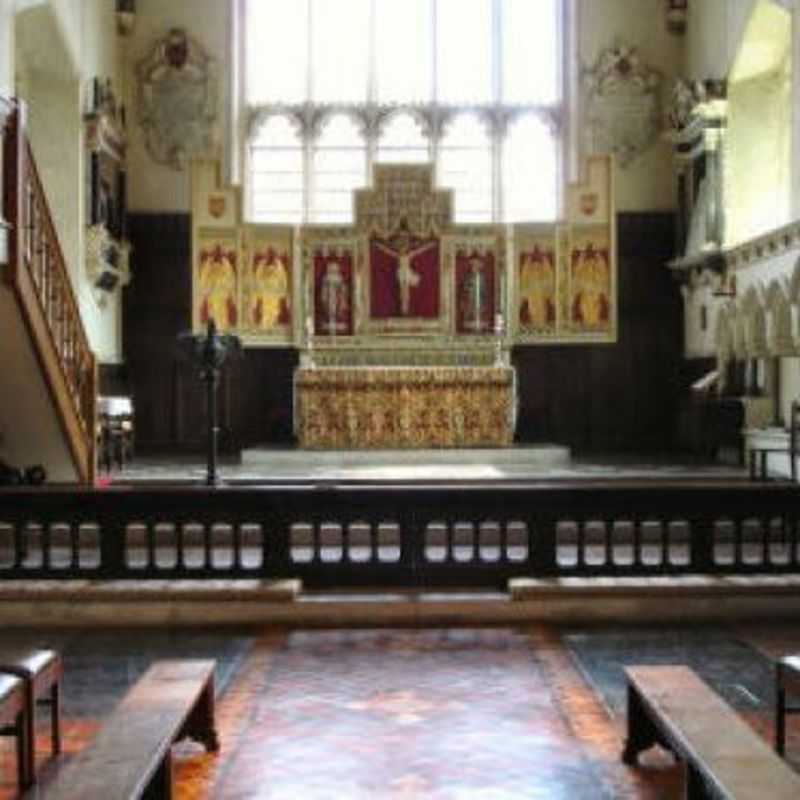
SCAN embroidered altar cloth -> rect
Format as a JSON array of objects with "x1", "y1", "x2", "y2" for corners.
[{"x1": 295, "y1": 367, "x2": 515, "y2": 449}]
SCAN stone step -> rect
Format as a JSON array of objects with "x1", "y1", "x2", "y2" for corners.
[{"x1": 1, "y1": 575, "x2": 800, "y2": 627}]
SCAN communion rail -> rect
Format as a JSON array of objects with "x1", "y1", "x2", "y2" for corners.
[{"x1": 0, "y1": 481, "x2": 799, "y2": 588}]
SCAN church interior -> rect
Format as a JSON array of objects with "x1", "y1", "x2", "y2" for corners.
[{"x1": 2, "y1": 0, "x2": 800, "y2": 797}]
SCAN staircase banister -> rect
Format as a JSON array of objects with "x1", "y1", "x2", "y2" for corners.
[{"x1": 2, "y1": 98, "x2": 98, "y2": 484}]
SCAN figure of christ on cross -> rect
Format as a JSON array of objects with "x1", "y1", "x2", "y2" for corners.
[{"x1": 373, "y1": 235, "x2": 438, "y2": 316}]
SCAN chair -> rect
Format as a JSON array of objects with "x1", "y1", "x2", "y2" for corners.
[
  {"x1": 97, "y1": 395, "x2": 134, "y2": 472},
  {"x1": 749, "y1": 400, "x2": 800, "y2": 481}
]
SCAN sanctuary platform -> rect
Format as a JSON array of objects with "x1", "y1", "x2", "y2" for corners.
[{"x1": 105, "y1": 448, "x2": 746, "y2": 484}]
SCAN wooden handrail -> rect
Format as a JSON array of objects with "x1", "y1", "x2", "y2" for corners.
[{"x1": 2, "y1": 99, "x2": 96, "y2": 484}]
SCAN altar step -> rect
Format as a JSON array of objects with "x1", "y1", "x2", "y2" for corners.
[
  {"x1": 239, "y1": 444, "x2": 572, "y2": 481},
  {"x1": 2, "y1": 574, "x2": 800, "y2": 628}
]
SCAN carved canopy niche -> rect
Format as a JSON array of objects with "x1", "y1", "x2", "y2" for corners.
[{"x1": 353, "y1": 164, "x2": 453, "y2": 238}]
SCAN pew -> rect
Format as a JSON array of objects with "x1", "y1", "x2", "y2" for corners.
[
  {"x1": 776, "y1": 654, "x2": 800, "y2": 755},
  {"x1": 43, "y1": 659, "x2": 219, "y2": 800},
  {"x1": 0, "y1": 648, "x2": 62, "y2": 786},
  {"x1": 0, "y1": 674, "x2": 28, "y2": 794},
  {"x1": 622, "y1": 665, "x2": 800, "y2": 799}
]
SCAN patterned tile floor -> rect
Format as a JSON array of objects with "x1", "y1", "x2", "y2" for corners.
[{"x1": 1, "y1": 624, "x2": 799, "y2": 799}]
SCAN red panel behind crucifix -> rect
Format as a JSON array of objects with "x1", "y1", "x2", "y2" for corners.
[{"x1": 369, "y1": 235, "x2": 440, "y2": 319}]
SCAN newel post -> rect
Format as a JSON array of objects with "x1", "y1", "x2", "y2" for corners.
[
  {"x1": 1, "y1": 98, "x2": 27, "y2": 285},
  {"x1": 0, "y1": 95, "x2": 16, "y2": 271}
]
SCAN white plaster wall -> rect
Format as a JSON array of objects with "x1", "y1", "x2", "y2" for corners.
[
  {"x1": 0, "y1": 285, "x2": 77, "y2": 481},
  {"x1": 125, "y1": 0, "x2": 678, "y2": 213},
  {"x1": 687, "y1": 0, "x2": 758, "y2": 79},
  {"x1": 726, "y1": 61, "x2": 792, "y2": 245},
  {"x1": 578, "y1": 0, "x2": 683, "y2": 211},
  {"x1": 25, "y1": 70, "x2": 82, "y2": 288},
  {"x1": 0, "y1": 0, "x2": 13, "y2": 94},
  {"x1": 125, "y1": 0, "x2": 229, "y2": 212},
  {"x1": 15, "y1": 1, "x2": 124, "y2": 363},
  {"x1": 36, "y1": 0, "x2": 120, "y2": 85}
]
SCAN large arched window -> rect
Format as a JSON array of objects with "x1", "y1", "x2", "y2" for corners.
[
  {"x1": 375, "y1": 113, "x2": 430, "y2": 165},
  {"x1": 439, "y1": 114, "x2": 492, "y2": 223},
  {"x1": 310, "y1": 114, "x2": 367, "y2": 224},
  {"x1": 243, "y1": 0, "x2": 565, "y2": 224},
  {"x1": 504, "y1": 114, "x2": 559, "y2": 223},
  {"x1": 249, "y1": 114, "x2": 303, "y2": 223}
]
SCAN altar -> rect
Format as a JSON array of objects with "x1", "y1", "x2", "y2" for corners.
[
  {"x1": 295, "y1": 366, "x2": 515, "y2": 449},
  {"x1": 191, "y1": 157, "x2": 616, "y2": 451}
]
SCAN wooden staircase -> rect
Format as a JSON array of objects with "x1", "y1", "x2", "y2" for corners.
[{"x1": 2, "y1": 99, "x2": 96, "y2": 483}]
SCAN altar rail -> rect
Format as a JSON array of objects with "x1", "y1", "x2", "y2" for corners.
[{"x1": 0, "y1": 482, "x2": 799, "y2": 588}]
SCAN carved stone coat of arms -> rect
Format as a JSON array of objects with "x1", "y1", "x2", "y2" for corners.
[
  {"x1": 136, "y1": 28, "x2": 218, "y2": 170},
  {"x1": 584, "y1": 43, "x2": 661, "y2": 167}
]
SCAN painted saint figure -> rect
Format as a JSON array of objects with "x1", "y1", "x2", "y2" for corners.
[
  {"x1": 319, "y1": 260, "x2": 348, "y2": 333},
  {"x1": 373, "y1": 233, "x2": 437, "y2": 316},
  {"x1": 460, "y1": 257, "x2": 489, "y2": 332}
]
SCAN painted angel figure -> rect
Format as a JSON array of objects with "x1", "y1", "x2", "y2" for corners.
[
  {"x1": 373, "y1": 233, "x2": 437, "y2": 316},
  {"x1": 199, "y1": 246, "x2": 236, "y2": 329},
  {"x1": 250, "y1": 254, "x2": 289, "y2": 330},
  {"x1": 519, "y1": 251, "x2": 555, "y2": 329}
]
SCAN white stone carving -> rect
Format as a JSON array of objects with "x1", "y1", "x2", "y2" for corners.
[
  {"x1": 86, "y1": 223, "x2": 131, "y2": 308},
  {"x1": 584, "y1": 42, "x2": 661, "y2": 167},
  {"x1": 136, "y1": 28, "x2": 218, "y2": 170}
]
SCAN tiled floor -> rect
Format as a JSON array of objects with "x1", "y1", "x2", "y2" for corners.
[{"x1": 2, "y1": 623, "x2": 799, "y2": 799}]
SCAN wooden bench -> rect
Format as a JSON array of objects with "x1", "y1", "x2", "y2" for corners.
[
  {"x1": 776, "y1": 654, "x2": 800, "y2": 755},
  {"x1": 0, "y1": 648, "x2": 62, "y2": 787},
  {"x1": 622, "y1": 665, "x2": 800, "y2": 799},
  {"x1": 0, "y1": 673, "x2": 28, "y2": 794},
  {"x1": 43, "y1": 659, "x2": 219, "y2": 800}
]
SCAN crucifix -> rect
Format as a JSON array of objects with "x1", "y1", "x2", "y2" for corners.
[{"x1": 373, "y1": 233, "x2": 437, "y2": 316}]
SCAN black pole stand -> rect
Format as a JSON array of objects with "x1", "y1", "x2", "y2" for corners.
[
  {"x1": 201, "y1": 351, "x2": 220, "y2": 486},
  {"x1": 176, "y1": 319, "x2": 241, "y2": 487}
]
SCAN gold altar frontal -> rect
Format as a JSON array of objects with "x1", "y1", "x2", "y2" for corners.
[{"x1": 294, "y1": 366, "x2": 516, "y2": 449}]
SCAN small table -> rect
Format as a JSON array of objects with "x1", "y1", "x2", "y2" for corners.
[{"x1": 776, "y1": 655, "x2": 800, "y2": 755}]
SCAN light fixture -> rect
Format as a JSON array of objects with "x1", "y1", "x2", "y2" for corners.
[
  {"x1": 666, "y1": 0, "x2": 688, "y2": 34},
  {"x1": 116, "y1": 0, "x2": 136, "y2": 36}
]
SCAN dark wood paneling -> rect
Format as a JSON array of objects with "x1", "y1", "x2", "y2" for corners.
[
  {"x1": 125, "y1": 211, "x2": 680, "y2": 453},
  {"x1": 124, "y1": 214, "x2": 298, "y2": 452},
  {"x1": 513, "y1": 212, "x2": 681, "y2": 452}
]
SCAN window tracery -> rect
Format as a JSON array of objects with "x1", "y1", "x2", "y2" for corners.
[{"x1": 242, "y1": 0, "x2": 565, "y2": 225}]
